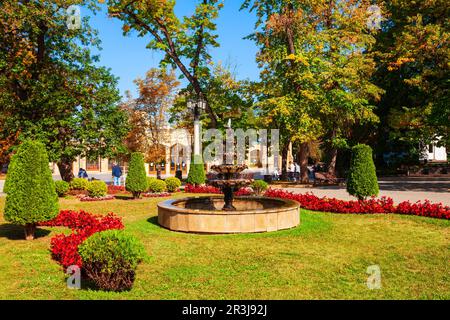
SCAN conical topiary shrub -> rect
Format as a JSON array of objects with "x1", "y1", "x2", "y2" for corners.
[
  {"x1": 186, "y1": 154, "x2": 206, "y2": 186},
  {"x1": 346, "y1": 144, "x2": 379, "y2": 200},
  {"x1": 125, "y1": 152, "x2": 148, "y2": 199},
  {"x1": 4, "y1": 140, "x2": 59, "y2": 240}
]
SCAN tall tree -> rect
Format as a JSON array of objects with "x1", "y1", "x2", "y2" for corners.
[
  {"x1": 372, "y1": 0, "x2": 449, "y2": 159},
  {"x1": 0, "y1": 0, "x2": 129, "y2": 181},
  {"x1": 169, "y1": 63, "x2": 256, "y2": 130},
  {"x1": 107, "y1": 0, "x2": 224, "y2": 128},
  {"x1": 243, "y1": 0, "x2": 383, "y2": 179}
]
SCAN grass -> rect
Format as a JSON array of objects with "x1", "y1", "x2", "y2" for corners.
[{"x1": 0, "y1": 194, "x2": 448, "y2": 300}]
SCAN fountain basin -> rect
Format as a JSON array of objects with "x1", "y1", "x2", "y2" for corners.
[{"x1": 157, "y1": 196, "x2": 300, "y2": 234}]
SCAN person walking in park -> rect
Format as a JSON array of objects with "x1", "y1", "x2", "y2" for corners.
[
  {"x1": 78, "y1": 168, "x2": 88, "y2": 179},
  {"x1": 112, "y1": 162, "x2": 123, "y2": 186},
  {"x1": 295, "y1": 162, "x2": 300, "y2": 182}
]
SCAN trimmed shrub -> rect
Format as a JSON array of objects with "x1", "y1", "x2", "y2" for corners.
[
  {"x1": 146, "y1": 177, "x2": 157, "y2": 191},
  {"x1": 125, "y1": 153, "x2": 148, "y2": 199},
  {"x1": 148, "y1": 179, "x2": 166, "y2": 193},
  {"x1": 55, "y1": 180, "x2": 70, "y2": 197},
  {"x1": 87, "y1": 180, "x2": 108, "y2": 198},
  {"x1": 186, "y1": 154, "x2": 206, "y2": 186},
  {"x1": 251, "y1": 180, "x2": 268, "y2": 195},
  {"x1": 165, "y1": 177, "x2": 181, "y2": 192},
  {"x1": 70, "y1": 178, "x2": 89, "y2": 191},
  {"x1": 78, "y1": 230, "x2": 146, "y2": 292},
  {"x1": 346, "y1": 144, "x2": 379, "y2": 200},
  {"x1": 4, "y1": 140, "x2": 59, "y2": 240}
]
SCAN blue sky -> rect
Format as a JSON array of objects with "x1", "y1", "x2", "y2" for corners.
[{"x1": 87, "y1": 1, "x2": 260, "y2": 98}]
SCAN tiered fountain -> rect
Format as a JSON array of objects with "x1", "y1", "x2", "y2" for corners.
[
  {"x1": 208, "y1": 163, "x2": 252, "y2": 211},
  {"x1": 157, "y1": 124, "x2": 300, "y2": 234}
]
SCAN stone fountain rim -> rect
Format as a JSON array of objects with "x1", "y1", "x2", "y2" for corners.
[{"x1": 157, "y1": 196, "x2": 300, "y2": 215}]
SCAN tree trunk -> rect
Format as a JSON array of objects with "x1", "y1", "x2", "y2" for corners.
[
  {"x1": 156, "y1": 165, "x2": 162, "y2": 180},
  {"x1": 298, "y1": 142, "x2": 309, "y2": 184},
  {"x1": 327, "y1": 148, "x2": 338, "y2": 175},
  {"x1": 24, "y1": 223, "x2": 36, "y2": 240},
  {"x1": 57, "y1": 159, "x2": 74, "y2": 182},
  {"x1": 281, "y1": 143, "x2": 289, "y2": 181}
]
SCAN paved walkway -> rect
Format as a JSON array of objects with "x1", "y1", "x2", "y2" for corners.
[{"x1": 284, "y1": 177, "x2": 450, "y2": 205}]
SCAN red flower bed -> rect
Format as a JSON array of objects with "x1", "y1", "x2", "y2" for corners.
[
  {"x1": 107, "y1": 185, "x2": 127, "y2": 195},
  {"x1": 235, "y1": 187, "x2": 253, "y2": 196},
  {"x1": 39, "y1": 210, "x2": 124, "y2": 268},
  {"x1": 184, "y1": 184, "x2": 221, "y2": 194},
  {"x1": 142, "y1": 192, "x2": 172, "y2": 198},
  {"x1": 184, "y1": 184, "x2": 253, "y2": 196},
  {"x1": 77, "y1": 194, "x2": 116, "y2": 202},
  {"x1": 395, "y1": 200, "x2": 450, "y2": 220},
  {"x1": 264, "y1": 189, "x2": 450, "y2": 220}
]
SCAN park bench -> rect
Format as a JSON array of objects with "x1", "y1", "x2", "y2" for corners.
[{"x1": 313, "y1": 172, "x2": 345, "y2": 186}]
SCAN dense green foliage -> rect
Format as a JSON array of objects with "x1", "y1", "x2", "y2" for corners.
[
  {"x1": 0, "y1": 0, "x2": 129, "y2": 181},
  {"x1": 347, "y1": 144, "x2": 379, "y2": 200},
  {"x1": 148, "y1": 179, "x2": 167, "y2": 193},
  {"x1": 146, "y1": 177, "x2": 157, "y2": 191},
  {"x1": 107, "y1": 0, "x2": 223, "y2": 127},
  {"x1": 126, "y1": 153, "x2": 148, "y2": 198},
  {"x1": 4, "y1": 140, "x2": 58, "y2": 239},
  {"x1": 78, "y1": 229, "x2": 146, "y2": 292},
  {"x1": 54, "y1": 181, "x2": 70, "y2": 197},
  {"x1": 242, "y1": 0, "x2": 383, "y2": 178},
  {"x1": 87, "y1": 180, "x2": 108, "y2": 198},
  {"x1": 165, "y1": 177, "x2": 181, "y2": 193},
  {"x1": 70, "y1": 178, "x2": 89, "y2": 191},
  {"x1": 372, "y1": 0, "x2": 449, "y2": 159},
  {"x1": 186, "y1": 155, "x2": 206, "y2": 186},
  {"x1": 251, "y1": 180, "x2": 269, "y2": 195}
]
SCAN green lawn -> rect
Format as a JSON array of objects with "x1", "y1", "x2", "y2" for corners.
[{"x1": 0, "y1": 194, "x2": 448, "y2": 300}]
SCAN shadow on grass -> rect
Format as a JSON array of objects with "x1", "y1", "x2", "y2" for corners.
[
  {"x1": 147, "y1": 216, "x2": 159, "y2": 227},
  {"x1": 0, "y1": 223, "x2": 51, "y2": 240},
  {"x1": 113, "y1": 194, "x2": 136, "y2": 201}
]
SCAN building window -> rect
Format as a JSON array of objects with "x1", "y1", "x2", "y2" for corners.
[{"x1": 428, "y1": 144, "x2": 434, "y2": 153}]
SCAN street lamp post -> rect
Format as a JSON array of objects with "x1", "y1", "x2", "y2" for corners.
[{"x1": 187, "y1": 95, "x2": 206, "y2": 159}]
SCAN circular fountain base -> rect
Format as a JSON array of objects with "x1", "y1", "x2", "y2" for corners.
[{"x1": 157, "y1": 196, "x2": 300, "y2": 234}]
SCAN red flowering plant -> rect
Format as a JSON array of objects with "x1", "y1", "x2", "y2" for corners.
[
  {"x1": 142, "y1": 192, "x2": 172, "y2": 198},
  {"x1": 184, "y1": 184, "x2": 254, "y2": 195},
  {"x1": 76, "y1": 194, "x2": 116, "y2": 202},
  {"x1": 235, "y1": 187, "x2": 253, "y2": 196},
  {"x1": 184, "y1": 184, "x2": 221, "y2": 194},
  {"x1": 107, "y1": 185, "x2": 127, "y2": 195},
  {"x1": 264, "y1": 189, "x2": 449, "y2": 220},
  {"x1": 39, "y1": 210, "x2": 124, "y2": 269}
]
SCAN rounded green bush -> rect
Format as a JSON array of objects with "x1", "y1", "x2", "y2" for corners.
[
  {"x1": 346, "y1": 144, "x2": 379, "y2": 200},
  {"x1": 125, "y1": 152, "x2": 148, "y2": 198},
  {"x1": 87, "y1": 180, "x2": 108, "y2": 198},
  {"x1": 4, "y1": 140, "x2": 59, "y2": 240},
  {"x1": 165, "y1": 177, "x2": 181, "y2": 192},
  {"x1": 251, "y1": 180, "x2": 269, "y2": 195},
  {"x1": 146, "y1": 177, "x2": 157, "y2": 191},
  {"x1": 55, "y1": 180, "x2": 70, "y2": 197},
  {"x1": 70, "y1": 178, "x2": 89, "y2": 191},
  {"x1": 186, "y1": 154, "x2": 206, "y2": 186},
  {"x1": 78, "y1": 230, "x2": 146, "y2": 292},
  {"x1": 148, "y1": 178, "x2": 167, "y2": 193}
]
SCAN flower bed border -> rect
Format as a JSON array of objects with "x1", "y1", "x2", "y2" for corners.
[{"x1": 264, "y1": 188, "x2": 450, "y2": 220}]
